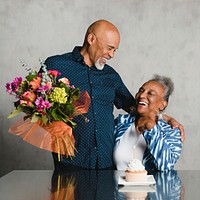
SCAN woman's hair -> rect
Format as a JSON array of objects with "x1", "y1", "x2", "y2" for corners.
[{"x1": 149, "y1": 74, "x2": 174, "y2": 103}]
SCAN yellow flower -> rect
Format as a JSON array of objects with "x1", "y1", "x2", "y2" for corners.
[{"x1": 50, "y1": 87, "x2": 67, "y2": 104}]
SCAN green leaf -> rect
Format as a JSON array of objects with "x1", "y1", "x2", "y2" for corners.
[
  {"x1": 42, "y1": 115, "x2": 48, "y2": 124},
  {"x1": 66, "y1": 118, "x2": 77, "y2": 128},
  {"x1": 51, "y1": 108, "x2": 61, "y2": 121},
  {"x1": 71, "y1": 88, "x2": 80, "y2": 100},
  {"x1": 61, "y1": 116, "x2": 76, "y2": 128},
  {"x1": 31, "y1": 114, "x2": 40, "y2": 123},
  {"x1": 63, "y1": 104, "x2": 75, "y2": 116},
  {"x1": 7, "y1": 109, "x2": 22, "y2": 118},
  {"x1": 25, "y1": 74, "x2": 37, "y2": 81}
]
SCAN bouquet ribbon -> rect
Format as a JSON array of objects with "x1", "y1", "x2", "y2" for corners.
[{"x1": 8, "y1": 91, "x2": 90, "y2": 159}]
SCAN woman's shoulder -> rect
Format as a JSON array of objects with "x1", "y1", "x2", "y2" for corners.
[
  {"x1": 116, "y1": 113, "x2": 135, "y2": 123},
  {"x1": 157, "y1": 118, "x2": 180, "y2": 134}
]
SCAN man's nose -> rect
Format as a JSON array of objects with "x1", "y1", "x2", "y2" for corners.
[{"x1": 108, "y1": 50, "x2": 115, "y2": 58}]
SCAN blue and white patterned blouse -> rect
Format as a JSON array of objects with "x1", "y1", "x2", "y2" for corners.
[{"x1": 114, "y1": 114, "x2": 182, "y2": 171}]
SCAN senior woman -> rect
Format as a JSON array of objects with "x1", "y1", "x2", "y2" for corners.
[{"x1": 113, "y1": 75, "x2": 182, "y2": 171}]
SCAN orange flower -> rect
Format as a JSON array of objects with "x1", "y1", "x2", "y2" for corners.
[{"x1": 29, "y1": 77, "x2": 41, "y2": 90}]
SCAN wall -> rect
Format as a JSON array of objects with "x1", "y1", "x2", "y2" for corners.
[{"x1": 1, "y1": 0, "x2": 200, "y2": 176}]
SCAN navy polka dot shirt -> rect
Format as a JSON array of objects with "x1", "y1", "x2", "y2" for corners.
[{"x1": 44, "y1": 46, "x2": 135, "y2": 169}]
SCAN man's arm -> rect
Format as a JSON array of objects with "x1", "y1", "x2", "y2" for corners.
[
  {"x1": 143, "y1": 121, "x2": 182, "y2": 171},
  {"x1": 163, "y1": 115, "x2": 185, "y2": 143}
]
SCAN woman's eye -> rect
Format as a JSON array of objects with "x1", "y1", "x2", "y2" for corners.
[
  {"x1": 148, "y1": 92, "x2": 155, "y2": 96},
  {"x1": 138, "y1": 88, "x2": 143, "y2": 92}
]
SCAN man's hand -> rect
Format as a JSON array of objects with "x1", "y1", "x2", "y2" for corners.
[
  {"x1": 163, "y1": 115, "x2": 185, "y2": 143},
  {"x1": 135, "y1": 116, "x2": 156, "y2": 134}
]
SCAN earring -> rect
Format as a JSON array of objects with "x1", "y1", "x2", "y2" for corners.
[{"x1": 156, "y1": 109, "x2": 163, "y2": 120}]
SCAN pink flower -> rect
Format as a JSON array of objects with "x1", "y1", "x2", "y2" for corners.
[
  {"x1": 20, "y1": 100, "x2": 32, "y2": 106},
  {"x1": 58, "y1": 77, "x2": 70, "y2": 85},
  {"x1": 22, "y1": 91, "x2": 36, "y2": 102},
  {"x1": 20, "y1": 100, "x2": 26, "y2": 104},
  {"x1": 48, "y1": 70, "x2": 61, "y2": 77}
]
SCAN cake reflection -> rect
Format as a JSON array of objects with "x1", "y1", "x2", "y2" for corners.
[{"x1": 117, "y1": 170, "x2": 184, "y2": 200}]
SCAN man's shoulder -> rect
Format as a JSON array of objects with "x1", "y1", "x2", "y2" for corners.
[
  {"x1": 44, "y1": 52, "x2": 74, "y2": 69},
  {"x1": 45, "y1": 47, "x2": 82, "y2": 65},
  {"x1": 46, "y1": 52, "x2": 73, "y2": 62},
  {"x1": 104, "y1": 64, "x2": 123, "y2": 81},
  {"x1": 104, "y1": 64, "x2": 117, "y2": 73}
]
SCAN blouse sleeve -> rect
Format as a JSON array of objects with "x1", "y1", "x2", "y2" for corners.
[{"x1": 143, "y1": 119, "x2": 182, "y2": 171}]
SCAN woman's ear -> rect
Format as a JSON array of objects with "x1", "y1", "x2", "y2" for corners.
[{"x1": 160, "y1": 100, "x2": 168, "y2": 111}]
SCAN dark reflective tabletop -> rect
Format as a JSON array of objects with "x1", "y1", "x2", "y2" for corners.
[{"x1": 0, "y1": 170, "x2": 199, "y2": 199}]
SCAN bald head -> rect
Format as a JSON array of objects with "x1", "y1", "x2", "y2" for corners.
[
  {"x1": 83, "y1": 20, "x2": 120, "y2": 47},
  {"x1": 81, "y1": 20, "x2": 120, "y2": 67}
]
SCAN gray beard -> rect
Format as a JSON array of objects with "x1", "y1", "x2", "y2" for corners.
[{"x1": 95, "y1": 58, "x2": 105, "y2": 70}]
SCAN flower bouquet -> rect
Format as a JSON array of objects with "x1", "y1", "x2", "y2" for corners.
[{"x1": 6, "y1": 59, "x2": 90, "y2": 159}]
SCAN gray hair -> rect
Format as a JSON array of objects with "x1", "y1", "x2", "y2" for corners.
[{"x1": 149, "y1": 74, "x2": 174, "y2": 102}]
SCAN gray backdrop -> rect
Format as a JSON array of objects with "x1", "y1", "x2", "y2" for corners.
[{"x1": 1, "y1": 0, "x2": 199, "y2": 176}]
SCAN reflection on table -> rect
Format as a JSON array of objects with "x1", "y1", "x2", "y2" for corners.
[
  {"x1": 50, "y1": 170, "x2": 116, "y2": 200},
  {"x1": 1, "y1": 169, "x2": 199, "y2": 200},
  {"x1": 117, "y1": 170, "x2": 184, "y2": 200}
]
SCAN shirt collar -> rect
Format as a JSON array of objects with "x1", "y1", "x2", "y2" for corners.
[
  {"x1": 72, "y1": 46, "x2": 85, "y2": 65},
  {"x1": 72, "y1": 46, "x2": 107, "y2": 70}
]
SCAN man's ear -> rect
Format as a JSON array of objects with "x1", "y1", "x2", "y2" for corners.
[{"x1": 87, "y1": 33, "x2": 96, "y2": 45}]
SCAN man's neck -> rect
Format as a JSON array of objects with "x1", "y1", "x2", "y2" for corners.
[{"x1": 80, "y1": 47, "x2": 93, "y2": 67}]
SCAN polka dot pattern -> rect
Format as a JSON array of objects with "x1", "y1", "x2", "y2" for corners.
[{"x1": 44, "y1": 46, "x2": 135, "y2": 169}]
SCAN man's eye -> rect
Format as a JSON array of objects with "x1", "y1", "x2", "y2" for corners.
[{"x1": 107, "y1": 46, "x2": 115, "y2": 51}]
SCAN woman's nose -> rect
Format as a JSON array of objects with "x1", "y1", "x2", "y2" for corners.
[{"x1": 139, "y1": 91, "x2": 146, "y2": 98}]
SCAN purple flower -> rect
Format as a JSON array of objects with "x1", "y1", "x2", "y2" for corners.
[
  {"x1": 5, "y1": 83, "x2": 11, "y2": 93},
  {"x1": 5, "y1": 77, "x2": 23, "y2": 94},
  {"x1": 35, "y1": 97, "x2": 51, "y2": 112},
  {"x1": 37, "y1": 73, "x2": 43, "y2": 78},
  {"x1": 37, "y1": 85, "x2": 50, "y2": 92}
]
